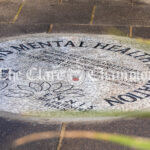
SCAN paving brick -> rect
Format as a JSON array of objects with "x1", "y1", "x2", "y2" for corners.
[
  {"x1": 0, "y1": 117, "x2": 61, "y2": 150},
  {"x1": 60, "y1": 118, "x2": 150, "y2": 150},
  {"x1": 61, "y1": 138, "x2": 132, "y2": 150},
  {"x1": 133, "y1": 27, "x2": 150, "y2": 38},
  {"x1": 0, "y1": 23, "x2": 49, "y2": 38},
  {"x1": 0, "y1": 0, "x2": 22, "y2": 23},
  {"x1": 52, "y1": 24, "x2": 129, "y2": 36},
  {"x1": 16, "y1": 3, "x2": 93, "y2": 24},
  {"x1": 133, "y1": 0, "x2": 150, "y2": 6},
  {"x1": 63, "y1": 0, "x2": 132, "y2": 6},
  {"x1": 66, "y1": 119, "x2": 150, "y2": 137},
  {"x1": 94, "y1": 5, "x2": 150, "y2": 26}
]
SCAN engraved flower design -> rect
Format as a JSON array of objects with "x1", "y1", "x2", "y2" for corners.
[
  {"x1": 4, "y1": 81, "x2": 85, "y2": 100},
  {"x1": 0, "y1": 81, "x2": 8, "y2": 91}
]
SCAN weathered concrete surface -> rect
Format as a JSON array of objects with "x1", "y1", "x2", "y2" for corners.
[
  {"x1": 0, "y1": 0, "x2": 22, "y2": 23},
  {"x1": 16, "y1": 3, "x2": 93, "y2": 24},
  {"x1": 0, "y1": 23, "x2": 49, "y2": 37},
  {"x1": 94, "y1": 5, "x2": 150, "y2": 26},
  {"x1": 61, "y1": 118, "x2": 150, "y2": 150},
  {"x1": 11, "y1": 0, "x2": 150, "y2": 26},
  {"x1": 133, "y1": 0, "x2": 150, "y2": 5},
  {"x1": 51, "y1": 24, "x2": 130, "y2": 36},
  {"x1": 63, "y1": 0, "x2": 132, "y2": 5},
  {"x1": 0, "y1": 117, "x2": 61, "y2": 150},
  {"x1": 0, "y1": 0, "x2": 149, "y2": 25},
  {"x1": 0, "y1": 117, "x2": 150, "y2": 150},
  {"x1": 133, "y1": 27, "x2": 150, "y2": 38},
  {"x1": 0, "y1": 0, "x2": 150, "y2": 38}
]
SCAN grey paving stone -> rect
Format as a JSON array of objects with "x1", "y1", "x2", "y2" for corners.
[
  {"x1": 61, "y1": 138, "x2": 132, "y2": 150},
  {"x1": 63, "y1": 0, "x2": 132, "y2": 6},
  {"x1": 133, "y1": 0, "x2": 150, "y2": 6},
  {"x1": 52, "y1": 24, "x2": 129, "y2": 36},
  {"x1": 66, "y1": 119, "x2": 150, "y2": 137},
  {"x1": 126, "y1": 5, "x2": 150, "y2": 26},
  {"x1": 0, "y1": 23, "x2": 49, "y2": 38},
  {"x1": 94, "y1": 5, "x2": 150, "y2": 26},
  {"x1": 16, "y1": 3, "x2": 93, "y2": 24},
  {"x1": 0, "y1": 0, "x2": 22, "y2": 23},
  {"x1": 61, "y1": 118, "x2": 150, "y2": 150},
  {"x1": 133, "y1": 27, "x2": 150, "y2": 38},
  {"x1": 0, "y1": 117, "x2": 61, "y2": 150}
]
